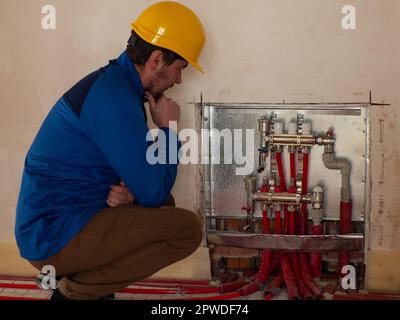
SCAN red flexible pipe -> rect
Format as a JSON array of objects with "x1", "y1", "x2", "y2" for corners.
[
  {"x1": 275, "y1": 154, "x2": 301, "y2": 300},
  {"x1": 0, "y1": 296, "x2": 46, "y2": 301},
  {"x1": 276, "y1": 152, "x2": 287, "y2": 191},
  {"x1": 289, "y1": 252, "x2": 314, "y2": 300},
  {"x1": 181, "y1": 292, "x2": 243, "y2": 301},
  {"x1": 0, "y1": 283, "x2": 38, "y2": 290},
  {"x1": 263, "y1": 273, "x2": 283, "y2": 300},
  {"x1": 283, "y1": 205, "x2": 289, "y2": 235},
  {"x1": 220, "y1": 280, "x2": 249, "y2": 293},
  {"x1": 288, "y1": 186, "x2": 297, "y2": 235},
  {"x1": 262, "y1": 209, "x2": 270, "y2": 234},
  {"x1": 251, "y1": 184, "x2": 273, "y2": 284},
  {"x1": 280, "y1": 252, "x2": 300, "y2": 300},
  {"x1": 300, "y1": 153, "x2": 309, "y2": 235},
  {"x1": 299, "y1": 253, "x2": 322, "y2": 297},
  {"x1": 290, "y1": 151, "x2": 296, "y2": 182},
  {"x1": 289, "y1": 211, "x2": 296, "y2": 235},
  {"x1": 339, "y1": 201, "x2": 352, "y2": 276},
  {"x1": 238, "y1": 281, "x2": 264, "y2": 296},
  {"x1": 298, "y1": 151, "x2": 322, "y2": 298},
  {"x1": 275, "y1": 210, "x2": 282, "y2": 235},
  {"x1": 252, "y1": 250, "x2": 273, "y2": 283},
  {"x1": 310, "y1": 225, "x2": 323, "y2": 279}
]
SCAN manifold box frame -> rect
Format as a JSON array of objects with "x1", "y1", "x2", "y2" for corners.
[{"x1": 195, "y1": 102, "x2": 371, "y2": 257}]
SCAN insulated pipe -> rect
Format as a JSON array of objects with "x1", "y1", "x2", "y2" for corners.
[
  {"x1": 298, "y1": 152, "x2": 322, "y2": 299},
  {"x1": 322, "y1": 153, "x2": 351, "y2": 202},
  {"x1": 310, "y1": 225, "x2": 323, "y2": 279},
  {"x1": 283, "y1": 205, "x2": 290, "y2": 235},
  {"x1": 290, "y1": 252, "x2": 314, "y2": 300},
  {"x1": 251, "y1": 184, "x2": 273, "y2": 284},
  {"x1": 280, "y1": 252, "x2": 300, "y2": 300},
  {"x1": 290, "y1": 151, "x2": 296, "y2": 185},
  {"x1": 339, "y1": 201, "x2": 353, "y2": 276},
  {"x1": 276, "y1": 150, "x2": 290, "y2": 234},
  {"x1": 300, "y1": 152, "x2": 309, "y2": 235},
  {"x1": 182, "y1": 292, "x2": 243, "y2": 301},
  {"x1": 311, "y1": 186, "x2": 324, "y2": 279},
  {"x1": 299, "y1": 253, "x2": 322, "y2": 297},
  {"x1": 288, "y1": 205, "x2": 297, "y2": 235},
  {"x1": 263, "y1": 273, "x2": 283, "y2": 300},
  {"x1": 322, "y1": 145, "x2": 353, "y2": 278},
  {"x1": 276, "y1": 152, "x2": 287, "y2": 191},
  {"x1": 274, "y1": 164, "x2": 300, "y2": 300},
  {"x1": 288, "y1": 151, "x2": 297, "y2": 235}
]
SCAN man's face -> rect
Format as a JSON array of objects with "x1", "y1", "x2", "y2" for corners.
[{"x1": 147, "y1": 59, "x2": 188, "y2": 100}]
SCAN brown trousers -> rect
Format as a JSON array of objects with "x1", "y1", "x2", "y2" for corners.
[{"x1": 29, "y1": 202, "x2": 203, "y2": 300}]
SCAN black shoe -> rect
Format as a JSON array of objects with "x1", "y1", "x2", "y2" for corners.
[{"x1": 50, "y1": 288, "x2": 115, "y2": 300}]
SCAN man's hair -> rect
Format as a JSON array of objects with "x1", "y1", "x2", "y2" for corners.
[{"x1": 126, "y1": 30, "x2": 185, "y2": 67}]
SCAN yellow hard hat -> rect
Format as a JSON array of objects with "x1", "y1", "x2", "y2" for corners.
[{"x1": 131, "y1": 1, "x2": 206, "y2": 73}]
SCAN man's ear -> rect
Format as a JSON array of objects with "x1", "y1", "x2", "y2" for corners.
[{"x1": 147, "y1": 50, "x2": 165, "y2": 71}]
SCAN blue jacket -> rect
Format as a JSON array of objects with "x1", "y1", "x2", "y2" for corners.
[{"x1": 15, "y1": 52, "x2": 181, "y2": 261}]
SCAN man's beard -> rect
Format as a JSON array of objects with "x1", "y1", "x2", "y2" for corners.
[{"x1": 148, "y1": 70, "x2": 171, "y2": 101}]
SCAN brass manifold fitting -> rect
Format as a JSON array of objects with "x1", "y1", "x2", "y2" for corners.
[
  {"x1": 266, "y1": 134, "x2": 335, "y2": 147},
  {"x1": 244, "y1": 176, "x2": 324, "y2": 214},
  {"x1": 251, "y1": 192, "x2": 311, "y2": 206}
]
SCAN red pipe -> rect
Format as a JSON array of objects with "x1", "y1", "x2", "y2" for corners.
[
  {"x1": 275, "y1": 210, "x2": 282, "y2": 235},
  {"x1": 181, "y1": 292, "x2": 243, "y2": 301},
  {"x1": 289, "y1": 252, "x2": 314, "y2": 300},
  {"x1": 298, "y1": 151, "x2": 322, "y2": 298},
  {"x1": 220, "y1": 280, "x2": 249, "y2": 293},
  {"x1": 263, "y1": 273, "x2": 283, "y2": 300},
  {"x1": 288, "y1": 186, "x2": 297, "y2": 235},
  {"x1": 0, "y1": 283, "x2": 38, "y2": 290},
  {"x1": 275, "y1": 155, "x2": 301, "y2": 300},
  {"x1": 310, "y1": 225, "x2": 323, "y2": 279},
  {"x1": 290, "y1": 151, "x2": 296, "y2": 182},
  {"x1": 0, "y1": 296, "x2": 46, "y2": 301},
  {"x1": 249, "y1": 184, "x2": 273, "y2": 284},
  {"x1": 279, "y1": 252, "x2": 300, "y2": 300},
  {"x1": 301, "y1": 152, "x2": 309, "y2": 194},
  {"x1": 283, "y1": 205, "x2": 289, "y2": 235},
  {"x1": 299, "y1": 253, "x2": 322, "y2": 297},
  {"x1": 262, "y1": 209, "x2": 270, "y2": 234},
  {"x1": 289, "y1": 211, "x2": 296, "y2": 235},
  {"x1": 252, "y1": 250, "x2": 273, "y2": 283},
  {"x1": 276, "y1": 152, "x2": 287, "y2": 191},
  {"x1": 300, "y1": 153, "x2": 309, "y2": 235},
  {"x1": 339, "y1": 201, "x2": 353, "y2": 276},
  {"x1": 238, "y1": 281, "x2": 263, "y2": 296}
]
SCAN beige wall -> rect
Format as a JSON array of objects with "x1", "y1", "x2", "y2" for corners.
[{"x1": 1, "y1": 0, "x2": 400, "y2": 285}]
